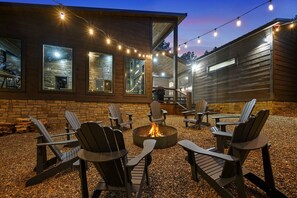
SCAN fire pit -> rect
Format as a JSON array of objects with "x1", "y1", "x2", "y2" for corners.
[{"x1": 133, "y1": 123, "x2": 177, "y2": 149}]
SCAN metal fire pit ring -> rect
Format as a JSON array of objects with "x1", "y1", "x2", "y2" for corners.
[{"x1": 133, "y1": 125, "x2": 177, "y2": 149}]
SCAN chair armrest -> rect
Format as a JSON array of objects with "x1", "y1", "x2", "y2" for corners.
[
  {"x1": 216, "y1": 121, "x2": 241, "y2": 126},
  {"x1": 147, "y1": 112, "x2": 152, "y2": 116},
  {"x1": 51, "y1": 132, "x2": 76, "y2": 138},
  {"x1": 212, "y1": 115, "x2": 240, "y2": 119},
  {"x1": 126, "y1": 139, "x2": 156, "y2": 167},
  {"x1": 196, "y1": 112, "x2": 205, "y2": 116},
  {"x1": 182, "y1": 110, "x2": 195, "y2": 114},
  {"x1": 37, "y1": 139, "x2": 78, "y2": 146},
  {"x1": 77, "y1": 149, "x2": 128, "y2": 162},
  {"x1": 109, "y1": 116, "x2": 118, "y2": 120},
  {"x1": 161, "y1": 109, "x2": 168, "y2": 114},
  {"x1": 212, "y1": 131, "x2": 233, "y2": 138},
  {"x1": 126, "y1": 112, "x2": 133, "y2": 116},
  {"x1": 231, "y1": 134, "x2": 269, "y2": 151},
  {"x1": 178, "y1": 140, "x2": 239, "y2": 162}
]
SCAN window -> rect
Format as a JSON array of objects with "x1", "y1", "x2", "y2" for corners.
[
  {"x1": 0, "y1": 37, "x2": 21, "y2": 89},
  {"x1": 125, "y1": 57, "x2": 145, "y2": 95},
  {"x1": 43, "y1": 45, "x2": 72, "y2": 91},
  {"x1": 88, "y1": 52, "x2": 113, "y2": 93},
  {"x1": 208, "y1": 58, "x2": 237, "y2": 72}
]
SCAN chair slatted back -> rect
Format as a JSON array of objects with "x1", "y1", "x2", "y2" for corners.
[
  {"x1": 76, "y1": 122, "x2": 127, "y2": 187},
  {"x1": 65, "y1": 110, "x2": 81, "y2": 131},
  {"x1": 221, "y1": 110, "x2": 269, "y2": 178},
  {"x1": 150, "y1": 101, "x2": 162, "y2": 119},
  {"x1": 238, "y1": 99, "x2": 256, "y2": 123},
  {"x1": 109, "y1": 104, "x2": 123, "y2": 124},
  {"x1": 29, "y1": 117, "x2": 63, "y2": 160},
  {"x1": 194, "y1": 99, "x2": 208, "y2": 119}
]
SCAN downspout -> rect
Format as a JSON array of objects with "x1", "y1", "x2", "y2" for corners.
[{"x1": 269, "y1": 28, "x2": 275, "y2": 101}]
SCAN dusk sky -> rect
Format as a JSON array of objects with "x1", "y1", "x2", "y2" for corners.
[{"x1": 2, "y1": 0, "x2": 297, "y2": 56}]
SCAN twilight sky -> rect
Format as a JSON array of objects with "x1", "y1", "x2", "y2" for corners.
[{"x1": 2, "y1": 0, "x2": 297, "y2": 56}]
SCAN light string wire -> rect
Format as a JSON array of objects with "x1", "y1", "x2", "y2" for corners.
[
  {"x1": 52, "y1": 0, "x2": 151, "y2": 59},
  {"x1": 179, "y1": 0, "x2": 273, "y2": 47}
]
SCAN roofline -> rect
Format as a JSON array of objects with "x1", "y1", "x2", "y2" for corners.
[
  {"x1": 195, "y1": 18, "x2": 293, "y2": 61},
  {"x1": 0, "y1": 2, "x2": 187, "y2": 23}
]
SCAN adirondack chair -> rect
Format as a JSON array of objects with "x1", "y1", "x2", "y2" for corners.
[
  {"x1": 212, "y1": 98, "x2": 256, "y2": 131},
  {"x1": 179, "y1": 110, "x2": 286, "y2": 197},
  {"x1": 26, "y1": 116, "x2": 80, "y2": 186},
  {"x1": 75, "y1": 122, "x2": 156, "y2": 198},
  {"x1": 108, "y1": 104, "x2": 133, "y2": 129},
  {"x1": 147, "y1": 101, "x2": 167, "y2": 125},
  {"x1": 182, "y1": 99, "x2": 208, "y2": 129}
]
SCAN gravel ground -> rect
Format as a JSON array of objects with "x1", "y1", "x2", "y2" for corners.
[{"x1": 0, "y1": 114, "x2": 296, "y2": 197}]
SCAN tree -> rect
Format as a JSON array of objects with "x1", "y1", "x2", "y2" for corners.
[
  {"x1": 180, "y1": 51, "x2": 197, "y2": 64},
  {"x1": 156, "y1": 40, "x2": 171, "y2": 52}
]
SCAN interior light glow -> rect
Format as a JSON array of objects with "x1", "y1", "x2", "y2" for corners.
[{"x1": 53, "y1": 51, "x2": 61, "y2": 58}]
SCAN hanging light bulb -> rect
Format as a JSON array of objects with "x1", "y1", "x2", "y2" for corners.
[
  {"x1": 126, "y1": 49, "x2": 130, "y2": 54},
  {"x1": 89, "y1": 28, "x2": 94, "y2": 35},
  {"x1": 138, "y1": 53, "x2": 141, "y2": 57},
  {"x1": 268, "y1": 0, "x2": 274, "y2": 11},
  {"x1": 184, "y1": 43, "x2": 188, "y2": 49},
  {"x1": 162, "y1": 52, "x2": 165, "y2": 56},
  {"x1": 178, "y1": 46, "x2": 181, "y2": 51},
  {"x1": 236, "y1": 17, "x2": 242, "y2": 27},
  {"x1": 60, "y1": 11, "x2": 65, "y2": 20},
  {"x1": 275, "y1": 25, "x2": 280, "y2": 32},
  {"x1": 213, "y1": 29, "x2": 218, "y2": 37},
  {"x1": 197, "y1": 37, "x2": 201, "y2": 44},
  {"x1": 118, "y1": 45, "x2": 122, "y2": 50},
  {"x1": 169, "y1": 50, "x2": 172, "y2": 54},
  {"x1": 106, "y1": 38, "x2": 111, "y2": 44},
  {"x1": 134, "y1": 49, "x2": 137, "y2": 53},
  {"x1": 289, "y1": 22, "x2": 295, "y2": 29},
  {"x1": 156, "y1": 53, "x2": 159, "y2": 57}
]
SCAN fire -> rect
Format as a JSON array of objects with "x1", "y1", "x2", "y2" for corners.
[{"x1": 148, "y1": 122, "x2": 164, "y2": 137}]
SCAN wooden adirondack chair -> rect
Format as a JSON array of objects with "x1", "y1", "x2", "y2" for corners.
[
  {"x1": 182, "y1": 99, "x2": 208, "y2": 129},
  {"x1": 108, "y1": 104, "x2": 133, "y2": 129},
  {"x1": 75, "y1": 122, "x2": 156, "y2": 198},
  {"x1": 212, "y1": 98, "x2": 256, "y2": 131},
  {"x1": 179, "y1": 110, "x2": 286, "y2": 198},
  {"x1": 147, "y1": 101, "x2": 167, "y2": 125},
  {"x1": 26, "y1": 117, "x2": 80, "y2": 186}
]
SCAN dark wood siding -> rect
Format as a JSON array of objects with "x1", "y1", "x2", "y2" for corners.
[
  {"x1": 193, "y1": 29, "x2": 272, "y2": 103},
  {"x1": 273, "y1": 25, "x2": 297, "y2": 101},
  {"x1": 0, "y1": 3, "x2": 152, "y2": 103}
]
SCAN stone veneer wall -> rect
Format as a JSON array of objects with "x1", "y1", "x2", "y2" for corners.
[
  {"x1": 0, "y1": 99, "x2": 150, "y2": 129},
  {"x1": 208, "y1": 101, "x2": 297, "y2": 117}
]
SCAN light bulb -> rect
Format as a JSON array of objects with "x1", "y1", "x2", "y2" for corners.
[
  {"x1": 236, "y1": 18, "x2": 242, "y2": 27},
  {"x1": 213, "y1": 29, "x2": 218, "y2": 37},
  {"x1": 126, "y1": 49, "x2": 130, "y2": 54},
  {"x1": 162, "y1": 52, "x2": 165, "y2": 56},
  {"x1": 268, "y1": 1, "x2": 274, "y2": 11},
  {"x1": 134, "y1": 49, "x2": 137, "y2": 53},
  {"x1": 118, "y1": 45, "x2": 122, "y2": 50},
  {"x1": 184, "y1": 43, "x2": 188, "y2": 48},
  {"x1": 178, "y1": 47, "x2": 181, "y2": 51},
  {"x1": 106, "y1": 38, "x2": 111, "y2": 44},
  {"x1": 89, "y1": 28, "x2": 94, "y2": 35},
  {"x1": 60, "y1": 12, "x2": 65, "y2": 20},
  {"x1": 197, "y1": 37, "x2": 201, "y2": 44},
  {"x1": 290, "y1": 22, "x2": 295, "y2": 29}
]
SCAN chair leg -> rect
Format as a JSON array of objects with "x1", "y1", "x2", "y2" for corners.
[{"x1": 79, "y1": 159, "x2": 89, "y2": 198}]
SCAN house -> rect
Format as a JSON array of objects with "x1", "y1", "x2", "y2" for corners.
[
  {"x1": 0, "y1": 2, "x2": 186, "y2": 127},
  {"x1": 191, "y1": 18, "x2": 297, "y2": 114}
]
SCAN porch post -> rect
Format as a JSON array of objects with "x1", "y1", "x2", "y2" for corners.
[{"x1": 173, "y1": 20, "x2": 178, "y2": 103}]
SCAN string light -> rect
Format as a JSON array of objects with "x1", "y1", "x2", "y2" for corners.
[
  {"x1": 184, "y1": 43, "x2": 188, "y2": 49},
  {"x1": 268, "y1": 0, "x2": 274, "y2": 11},
  {"x1": 126, "y1": 49, "x2": 130, "y2": 54},
  {"x1": 118, "y1": 45, "x2": 122, "y2": 50},
  {"x1": 178, "y1": 0, "x2": 275, "y2": 50},
  {"x1": 106, "y1": 38, "x2": 111, "y2": 44},
  {"x1": 236, "y1": 17, "x2": 242, "y2": 27},
  {"x1": 89, "y1": 28, "x2": 94, "y2": 35},
  {"x1": 60, "y1": 11, "x2": 65, "y2": 20},
  {"x1": 134, "y1": 49, "x2": 137, "y2": 53},
  {"x1": 162, "y1": 52, "x2": 165, "y2": 56},
  {"x1": 178, "y1": 46, "x2": 181, "y2": 51},
  {"x1": 289, "y1": 22, "x2": 295, "y2": 29},
  {"x1": 213, "y1": 29, "x2": 218, "y2": 37}
]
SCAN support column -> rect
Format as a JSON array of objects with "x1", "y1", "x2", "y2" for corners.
[{"x1": 173, "y1": 20, "x2": 178, "y2": 103}]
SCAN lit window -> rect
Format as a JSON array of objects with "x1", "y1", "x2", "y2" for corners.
[
  {"x1": 43, "y1": 45, "x2": 73, "y2": 91},
  {"x1": 125, "y1": 57, "x2": 145, "y2": 95},
  {"x1": 0, "y1": 37, "x2": 21, "y2": 89},
  {"x1": 88, "y1": 52, "x2": 113, "y2": 93},
  {"x1": 208, "y1": 58, "x2": 237, "y2": 72}
]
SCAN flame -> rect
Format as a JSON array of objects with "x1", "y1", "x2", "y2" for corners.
[{"x1": 148, "y1": 122, "x2": 163, "y2": 137}]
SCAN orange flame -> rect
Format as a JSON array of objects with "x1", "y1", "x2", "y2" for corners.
[{"x1": 148, "y1": 122, "x2": 163, "y2": 137}]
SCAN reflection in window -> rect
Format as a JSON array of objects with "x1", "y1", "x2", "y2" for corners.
[
  {"x1": 43, "y1": 45, "x2": 72, "y2": 91},
  {"x1": 125, "y1": 57, "x2": 145, "y2": 95},
  {"x1": 0, "y1": 37, "x2": 21, "y2": 89},
  {"x1": 88, "y1": 52, "x2": 113, "y2": 93}
]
